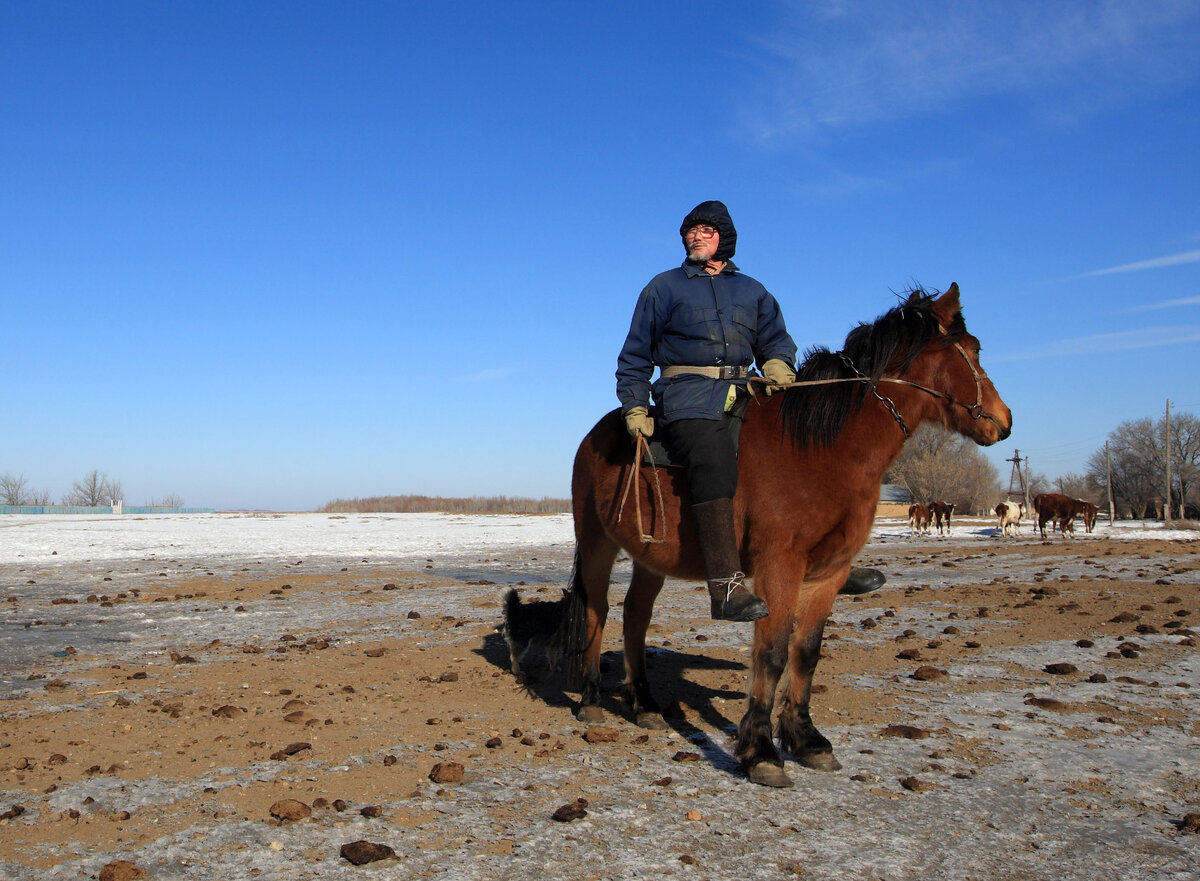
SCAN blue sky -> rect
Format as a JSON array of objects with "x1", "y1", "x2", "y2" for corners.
[{"x1": 4, "y1": 1, "x2": 1198, "y2": 511}]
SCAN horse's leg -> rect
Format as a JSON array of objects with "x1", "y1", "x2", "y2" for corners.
[
  {"x1": 621, "y1": 563, "x2": 668, "y2": 729},
  {"x1": 575, "y1": 533, "x2": 619, "y2": 724},
  {"x1": 777, "y1": 587, "x2": 842, "y2": 772},
  {"x1": 736, "y1": 609, "x2": 794, "y2": 788}
]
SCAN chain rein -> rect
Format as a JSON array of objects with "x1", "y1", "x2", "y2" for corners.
[{"x1": 835, "y1": 353, "x2": 912, "y2": 439}]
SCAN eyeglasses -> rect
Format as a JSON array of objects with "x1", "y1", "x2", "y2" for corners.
[{"x1": 684, "y1": 224, "x2": 718, "y2": 239}]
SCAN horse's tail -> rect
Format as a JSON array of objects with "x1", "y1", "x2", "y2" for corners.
[
  {"x1": 499, "y1": 586, "x2": 521, "y2": 636},
  {"x1": 561, "y1": 548, "x2": 588, "y2": 692}
]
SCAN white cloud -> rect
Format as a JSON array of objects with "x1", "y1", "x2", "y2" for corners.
[
  {"x1": 1125, "y1": 295, "x2": 1200, "y2": 312},
  {"x1": 747, "y1": 1, "x2": 1200, "y2": 140},
  {"x1": 1085, "y1": 249, "x2": 1200, "y2": 278},
  {"x1": 996, "y1": 324, "x2": 1200, "y2": 360}
]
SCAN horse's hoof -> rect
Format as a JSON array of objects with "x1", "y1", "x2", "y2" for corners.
[
  {"x1": 576, "y1": 705, "x2": 604, "y2": 724},
  {"x1": 747, "y1": 762, "x2": 794, "y2": 788},
  {"x1": 635, "y1": 712, "x2": 668, "y2": 730},
  {"x1": 798, "y1": 751, "x2": 842, "y2": 772}
]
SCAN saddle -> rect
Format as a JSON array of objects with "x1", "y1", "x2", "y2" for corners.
[{"x1": 640, "y1": 392, "x2": 751, "y2": 467}]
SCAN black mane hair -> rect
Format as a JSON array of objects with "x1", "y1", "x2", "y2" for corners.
[{"x1": 776, "y1": 288, "x2": 967, "y2": 450}]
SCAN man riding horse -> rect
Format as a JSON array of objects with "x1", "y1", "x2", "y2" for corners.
[{"x1": 616, "y1": 200, "x2": 883, "y2": 621}]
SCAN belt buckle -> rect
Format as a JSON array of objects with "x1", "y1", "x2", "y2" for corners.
[{"x1": 718, "y1": 365, "x2": 738, "y2": 380}]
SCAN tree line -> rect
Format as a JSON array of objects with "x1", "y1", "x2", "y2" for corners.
[
  {"x1": 884, "y1": 426, "x2": 1000, "y2": 514},
  {"x1": 0, "y1": 469, "x2": 183, "y2": 508},
  {"x1": 884, "y1": 410, "x2": 1200, "y2": 520},
  {"x1": 1086, "y1": 412, "x2": 1199, "y2": 519},
  {"x1": 319, "y1": 495, "x2": 571, "y2": 514}
]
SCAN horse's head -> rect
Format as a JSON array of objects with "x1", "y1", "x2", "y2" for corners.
[
  {"x1": 778, "y1": 284, "x2": 1012, "y2": 451},
  {"x1": 918, "y1": 283, "x2": 1012, "y2": 445}
]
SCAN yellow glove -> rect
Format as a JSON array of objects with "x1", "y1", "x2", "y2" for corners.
[
  {"x1": 762, "y1": 358, "x2": 795, "y2": 395},
  {"x1": 624, "y1": 406, "x2": 654, "y2": 438}
]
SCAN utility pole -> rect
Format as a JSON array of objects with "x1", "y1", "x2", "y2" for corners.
[
  {"x1": 1106, "y1": 441, "x2": 1115, "y2": 523},
  {"x1": 1023, "y1": 455, "x2": 1032, "y2": 513},
  {"x1": 1165, "y1": 399, "x2": 1173, "y2": 523},
  {"x1": 1006, "y1": 450, "x2": 1027, "y2": 500}
]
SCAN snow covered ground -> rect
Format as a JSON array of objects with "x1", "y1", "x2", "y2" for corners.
[
  {"x1": 0, "y1": 509, "x2": 1192, "y2": 570},
  {"x1": 0, "y1": 511, "x2": 576, "y2": 568}
]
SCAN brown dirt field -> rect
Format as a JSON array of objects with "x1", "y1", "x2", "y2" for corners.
[{"x1": 2, "y1": 525, "x2": 1198, "y2": 880}]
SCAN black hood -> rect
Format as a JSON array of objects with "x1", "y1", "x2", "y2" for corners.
[{"x1": 680, "y1": 200, "x2": 737, "y2": 261}]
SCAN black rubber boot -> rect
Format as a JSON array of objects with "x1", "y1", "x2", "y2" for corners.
[
  {"x1": 692, "y1": 498, "x2": 768, "y2": 621},
  {"x1": 838, "y1": 567, "x2": 886, "y2": 595}
]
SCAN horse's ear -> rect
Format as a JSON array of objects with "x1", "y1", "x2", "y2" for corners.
[{"x1": 932, "y1": 282, "x2": 961, "y2": 325}]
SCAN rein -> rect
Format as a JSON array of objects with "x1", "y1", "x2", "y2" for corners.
[
  {"x1": 616, "y1": 336, "x2": 998, "y2": 541},
  {"x1": 617, "y1": 431, "x2": 667, "y2": 543},
  {"x1": 749, "y1": 341, "x2": 999, "y2": 439}
]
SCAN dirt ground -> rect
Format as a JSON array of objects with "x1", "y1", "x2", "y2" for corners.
[{"x1": 2, "y1": 522, "x2": 1199, "y2": 880}]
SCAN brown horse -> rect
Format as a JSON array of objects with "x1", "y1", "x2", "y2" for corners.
[{"x1": 563, "y1": 284, "x2": 1011, "y2": 787}]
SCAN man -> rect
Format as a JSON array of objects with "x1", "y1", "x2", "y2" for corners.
[
  {"x1": 616, "y1": 200, "x2": 798, "y2": 621},
  {"x1": 616, "y1": 201, "x2": 885, "y2": 622}
]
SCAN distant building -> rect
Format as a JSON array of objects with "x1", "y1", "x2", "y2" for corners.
[{"x1": 876, "y1": 484, "x2": 913, "y2": 519}]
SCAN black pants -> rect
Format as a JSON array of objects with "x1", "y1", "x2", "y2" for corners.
[{"x1": 665, "y1": 417, "x2": 738, "y2": 505}]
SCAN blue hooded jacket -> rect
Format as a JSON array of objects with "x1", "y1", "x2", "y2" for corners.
[{"x1": 615, "y1": 259, "x2": 798, "y2": 422}]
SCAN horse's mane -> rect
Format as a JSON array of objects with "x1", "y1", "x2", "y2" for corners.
[{"x1": 776, "y1": 288, "x2": 967, "y2": 449}]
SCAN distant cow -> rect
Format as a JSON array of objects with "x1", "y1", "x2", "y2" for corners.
[
  {"x1": 1033, "y1": 493, "x2": 1086, "y2": 539},
  {"x1": 1078, "y1": 500, "x2": 1099, "y2": 533},
  {"x1": 995, "y1": 500, "x2": 1023, "y2": 536},
  {"x1": 908, "y1": 503, "x2": 931, "y2": 536},
  {"x1": 929, "y1": 501, "x2": 955, "y2": 535}
]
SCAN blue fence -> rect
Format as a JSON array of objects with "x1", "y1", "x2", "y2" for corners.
[{"x1": 0, "y1": 505, "x2": 215, "y2": 515}]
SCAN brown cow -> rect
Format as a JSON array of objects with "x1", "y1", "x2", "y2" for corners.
[
  {"x1": 929, "y1": 500, "x2": 955, "y2": 535},
  {"x1": 908, "y1": 503, "x2": 931, "y2": 536},
  {"x1": 1033, "y1": 493, "x2": 1086, "y2": 539}
]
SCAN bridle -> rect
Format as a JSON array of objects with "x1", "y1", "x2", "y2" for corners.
[
  {"x1": 752, "y1": 333, "x2": 1001, "y2": 440},
  {"x1": 850, "y1": 340, "x2": 994, "y2": 438}
]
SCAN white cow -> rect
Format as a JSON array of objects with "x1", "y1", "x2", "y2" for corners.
[{"x1": 995, "y1": 500, "x2": 1024, "y2": 536}]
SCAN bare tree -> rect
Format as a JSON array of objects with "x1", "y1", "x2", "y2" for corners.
[
  {"x1": 1084, "y1": 414, "x2": 1200, "y2": 518},
  {"x1": 63, "y1": 470, "x2": 123, "y2": 507},
  {"x1": 1025, "y1": 470, "x2": 1052, "y2": 499},
  {"x1": 884, "y1": 424, "x2": 1000, "y2": 514},
  {"x1": 1171, "y1": 412, "x2": 1200, "y2": 517},
  {"x1": 1054, "y1": 471, "x2": 1101, "y2": 502},
  {"x1": 1, "y1": 473, "x2": 31, "y2": 505}
]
